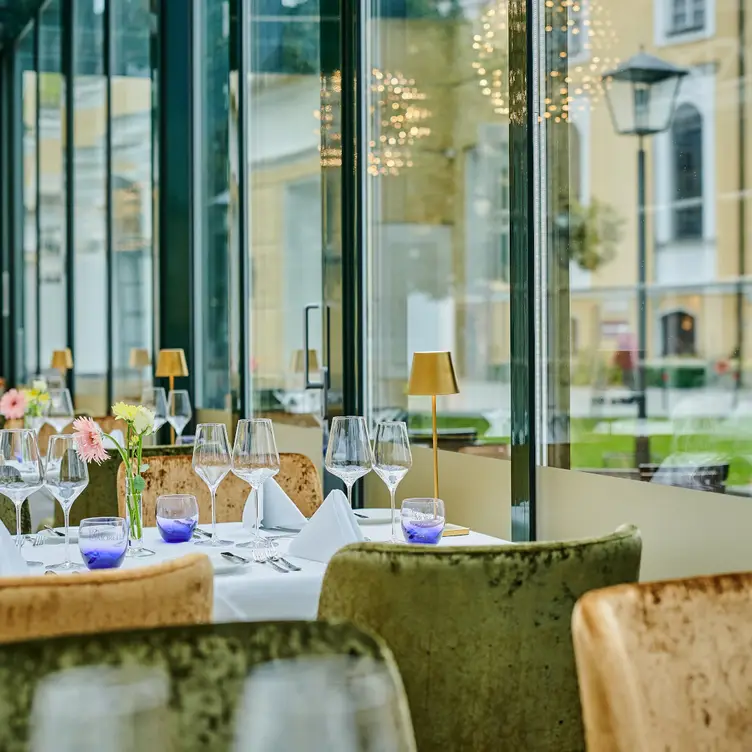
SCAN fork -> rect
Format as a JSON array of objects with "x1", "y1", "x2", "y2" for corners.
[
  {"x1": 251, "y1": 549, "x2": 289, "y2": 573},
  {"x1": 32, "y1": 533, "x2": 45, "y2": 547}
]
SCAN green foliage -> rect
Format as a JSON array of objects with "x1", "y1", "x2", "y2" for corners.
[{"x1": 566, "y1": 198, "x2": 624, "y2": 272}]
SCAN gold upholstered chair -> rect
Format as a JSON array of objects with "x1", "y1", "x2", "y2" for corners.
[
  {"x1": 319, "y1": 527, "x2": 642, "y2": 752},
  {"x1": 573, "y1": 572, "x2": 752, "y2": 751},
  {"x1": 117, "y1": 451, "x2": 322, "y2": 526},
  {"x1": 0, "y1": 553, "x2": 212, "y2": 645}
]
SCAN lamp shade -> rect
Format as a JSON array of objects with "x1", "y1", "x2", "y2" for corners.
[
  {"x1": 407, "y1": 351, "x2": 459, "y2": 396},
  {"x1": 51, "y1": 348, "x2": 73, "y2": 370},
  {"x1": 290, "y1": 349, "x2": 320, "y2": 374},
  {"x1": 129, "y1": 348, "x2": 152, "y2": 369},
  {"x1": 155, "y1": 348, "x2": 189, "y2": 378}
]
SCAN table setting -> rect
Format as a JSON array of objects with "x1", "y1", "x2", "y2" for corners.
[{"x1": 0, "y1": 401, "x2": 508, "y2": 622}]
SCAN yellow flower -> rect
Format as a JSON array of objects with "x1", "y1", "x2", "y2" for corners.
[
  {"x1": 133, "y1": 406, "x2": 155, "y2": 435},
  {"x1": 112, "y1": 402, "x2": 139, "y2": 422},
  {"x1": 38, "y1": 393, "x2": 50, "y2": 403}
]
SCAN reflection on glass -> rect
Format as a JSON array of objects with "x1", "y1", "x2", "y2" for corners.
[
  {"x1": 111, "y1": 0, "x2": 154, "y2": 402},
  {"x1": 74, "y1": 0, "x2": 107, "y2": 415}
]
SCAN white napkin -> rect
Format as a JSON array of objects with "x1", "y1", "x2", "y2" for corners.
[
  {"x1": 287, "y1": 490, "x2": 364, "y2": 564},
  {"x1": 0, "y1": 521, "x2": 28, "y2": 576},
  {"x1": 242, "y1": 478, "x2": 307, "y2": 532}
]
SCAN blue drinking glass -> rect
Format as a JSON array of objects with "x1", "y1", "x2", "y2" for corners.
[
  {"x1": 401, "y1": 498, "x2": 446, "y2": 545},
  {"x1": 78, "y1": 517, "x2": 128, "y2": 570},
  {"x1": 156, "y1": 494, "x2": 199, "y2": 543}
]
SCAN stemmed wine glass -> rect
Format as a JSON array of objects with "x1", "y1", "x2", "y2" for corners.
[
  {"x1": 232, "y1": 418, "x2": 280, "y2": 549},
  {"x1": 141, "y1": 387, "x2": 167, "y2": 433},
  {"x1": 44, "y1": 435, "x2": 88, "y2": 571},
  {"x1": 167, "y1": 390, "x2": 192, "y2": 443},
  {"x1": 373, "y1": 421, "x2": 412, "y2": 542},
  {"x1": 325, "y1": 416, "x2": 373, "y2": 508},
  {"x1": 0, "y1": 428, "x2": 44, "y2": 567},
  {"x1": 46, "y1": 388, "x2": 75, "y2": 434},
  {"x1": 192, "y1": 423, "x2": 231, "y2": 546}
]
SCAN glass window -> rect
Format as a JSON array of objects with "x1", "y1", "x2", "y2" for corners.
[
  {"x1": 73, "y1": 0, "x2": 108, "y2": 414},
  {"x1": 111, "y1": 0, "x2": 155, "y2": 402},
  {"x1": 365, "y1": 0, "x2": 511, "y2": 451},
  {"x1": 672, "y1": 104, "x2": 703, "y2": 241},
  {"x1": 38, "y1": 0, "x2": 67, "y2": 374},
  {"x1": 670, "y1": 0, "x2": 705, "y2": 34},
  {"x1": 19, "y1": 28, "x2": 38, "y2": 382}
]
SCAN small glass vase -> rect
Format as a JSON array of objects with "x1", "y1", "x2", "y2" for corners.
[
  {"x1": 125, "y1": 487, "x2": 155, "y2": 558},
  {"x1": 24, "y1": 414, "x2": 45, "y2": 434}
]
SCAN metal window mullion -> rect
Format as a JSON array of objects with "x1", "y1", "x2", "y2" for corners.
[
  {"x1": 34, "y1": 15, "x2": 41, "y2": 376},
  {"x1": 105, "y1": 0, "x2": 114, "y2": 406},
  {"x1": 63, "y1": 0, "x2": 76, "y2": 396}
]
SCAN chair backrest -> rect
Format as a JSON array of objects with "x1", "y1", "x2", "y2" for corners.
[
  {"x1": 573, "y1": 572, "x2": 752, "y2": 751},
  {"x1": 0, "y1": 553, "x2": 212, "y2": 645},
  {"x1": 319, "y1": 526, "x2": 642, "y2": 752},
  {"x1": 55, "y1": 444, "x2": 195, "y2": 526},
  {"x1": 0, "y1": 499, "x2": 30, "y2": 536},
  {"x1": 0, "y1": 620, "x2": 416, "y2": 752},
  {"x1": 117, "y1": 452, "x2": 322, "y2": 526}
]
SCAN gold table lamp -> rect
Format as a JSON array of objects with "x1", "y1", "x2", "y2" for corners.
[
  {"x1": 290, "y1": 349, "x2": 320, "y2": 374},
  {"x1": 129, "y1": 348, "x2": 151, "y2": 370},
  {"x1": 155, "y1": 348, "x2": 189, "y2": 443},
  {"x1": 407, "y1": 351, "x2": 459, "y2": 501},
  {"x1": 51, "y1": 348, "x2": 74, "y2": 382}
]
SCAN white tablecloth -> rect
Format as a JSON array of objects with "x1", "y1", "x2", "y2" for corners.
[{"x1": 19, "y1": 510, "x2": 508, "y2": 622}]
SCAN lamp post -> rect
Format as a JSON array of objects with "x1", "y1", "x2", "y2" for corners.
[{"x1": 602, "y1": 52, "x2": 688, "y2": 434}]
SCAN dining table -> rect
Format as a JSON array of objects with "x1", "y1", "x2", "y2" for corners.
[{"x1": 21, "y1": 509, "x2": 509, "y2": 622}]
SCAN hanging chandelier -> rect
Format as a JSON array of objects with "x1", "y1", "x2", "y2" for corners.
[
  {"x1": 316, "y1": 69, "x2": 431, "y2": 175},
  {"x1": 471, "y1": 0, "x2": 619, "y2": 122}
]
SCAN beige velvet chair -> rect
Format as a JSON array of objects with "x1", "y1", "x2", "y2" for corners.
[
  {"x1": 117, "y1": 451, "x2": 322, "y2": 526},
  {"x1": 319, "y1": 526, "x2": 642, "y2": 752},
  {"x1": 573, "y1": 571, "x2": 752, "y2": 751},
  {"x1": 0, "y1": 553, "x2": 212, "y2": 644}
]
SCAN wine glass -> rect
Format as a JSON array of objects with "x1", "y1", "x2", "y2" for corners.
[
  {"x1": 325, "y1": 416, "x2": 373, "y2": 507},
  {"x1": 167, "y1": 390, "x2": 192, "y2": 442},
  {"x1": 373, "y1": 421, "x2": 412, "y2": 543},
  {"x1": 0, "y1": 428, "x2": 44, "y2": 567},
  {"x1": 192, "y1": 423, "x2": 231, "y2": 546},
  {"x1": 31, "y1": 665, "x2": 171, "y2": 752},
  {"x1": 44, "y1": 435, "x2": 88, "y2": 571},
  {"x1": 232, "y1": 418, "x2": 280, "y2": 549},
  {"x1": 46, "y1": 388, "x2": 75, "y2": 434},
  {"x1": 141, "y1": 387, "x2": 167, "y2": 433},
  {"x1": 233, "y1": 657, "x2": 405, "y2": 752}
]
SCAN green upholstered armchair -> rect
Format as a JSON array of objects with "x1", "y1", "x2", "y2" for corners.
[
  {"x1": 318, "y1": 525, "x2": 642, "y2": 752},
  {"x1": 0, "y1": 620, "x2": 416, "y2": 752},
  {"x1": 55, "y1": 445, "x2": 193, "y2": 526},
  {"x1": 0, "y1": 499, "x2": 30, "y2": 536}
]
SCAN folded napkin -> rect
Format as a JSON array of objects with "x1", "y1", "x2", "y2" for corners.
[
  {"x1": 242, "y1": 478, "x2": 307, "y2": 532},
  {"x1": 288, "y1": 490, "x2": 364, "y2": 564},
  {"x1": 0, "y1": 521, "x2": 28, "y2": 576}
]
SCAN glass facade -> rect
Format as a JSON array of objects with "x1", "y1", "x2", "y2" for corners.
[{"x1": 3, "y1": 0, "x2": 750, "y2": 536}]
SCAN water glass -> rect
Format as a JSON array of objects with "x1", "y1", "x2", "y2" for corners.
[
  {"x1": 45, "y1": 435, "x2": 89, "y2": 571},
  {"x1": 31, "y1": 665, "x2": 171, "y2": 752},
  {"x1": 78, "y1": 517, "x2": 128, "y2": 570},
  {"x1": 141, "y1": 387, "x2": 168, "y2": 433},
  {"x1": 46, "y1": 388, "x2": 74, "y2": 434},
  {"x1": 156, "y1": 494, "x2": 199, "y2": 543},
  {"x1": 192, "y1": 423, "x2": 231, "y2": 546},
  {"x1": 401, "y1": 498, "x2": 445, "y2": 545},
  {"x1": 325, "y1": 416, "x2": 373, "y2": 507},
  {"x1": 167, "y1": 390, "x2": 192, "y2": 441},
  {"x1": 0, "y1": 428, "x2": 44, "y2": 567},
  {"x1": 373, "y1": 421, "x2": 412, "y2": 543},
  {"x1": 233, "y1": 657, "x2": 405, "y2": 752},
  {"x1": 232, "y1": 418, "x2": 280, "y2": 548}
]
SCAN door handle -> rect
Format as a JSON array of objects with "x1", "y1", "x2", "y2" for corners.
[{"x1": 303, "y1": 303, "x2": 330, "y2": 390}]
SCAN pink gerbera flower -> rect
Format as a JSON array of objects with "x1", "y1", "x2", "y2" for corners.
[
  {"x1": 0, "y1": 389, "x2": 26, "y2": 420},
  {"x1": 72, "y1": 416, "x2": 108, "y2": 464}
]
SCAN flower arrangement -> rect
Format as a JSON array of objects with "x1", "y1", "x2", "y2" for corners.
[
  {"x1": 0, "y1": 379, "x2": 50, "y2": 426},
  {"x1": 73, "y1": 402, "x2": 156, "y2": 552}
]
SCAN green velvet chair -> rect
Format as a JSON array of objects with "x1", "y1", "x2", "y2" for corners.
[
  {"x1": 0, "y1": 620, "x2": 416, "y2": 752},
  {"x1": 0, "y1": 499, "x2": 30, "y2": 536},
  {"x1": 318, "y1": 525, "x2": 642, "y2": 752},
  {"x1": 55, "y1": 445, "x2": 193, "y2": 526}
]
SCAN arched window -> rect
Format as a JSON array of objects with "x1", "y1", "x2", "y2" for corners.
[
  {"x1": 661, "y1": 310, "x2": 697, "y2": 357},
  {"x1": 671, "y1": 104, "x2": 703, "y2": 240}
]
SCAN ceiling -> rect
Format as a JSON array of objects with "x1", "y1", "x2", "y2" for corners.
[{"x1": 0, "y1": 1, "x2": 46, "y2": 51}]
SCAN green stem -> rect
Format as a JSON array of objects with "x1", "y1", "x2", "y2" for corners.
[{"x1": 101, "y1": 428, "x2": 143, "y2": 539}]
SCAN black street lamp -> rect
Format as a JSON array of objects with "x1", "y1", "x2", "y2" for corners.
[{"x1": 602, "y1": 52, "x2": 688, "y2": 427}]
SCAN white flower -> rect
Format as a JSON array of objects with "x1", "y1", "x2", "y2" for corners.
[
  {"x1": 133, "y1": 405, "x2": 155, "y2": 435},
  {"x1": 32, "y1": 379, "x2": 47, "y2": 393}
]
